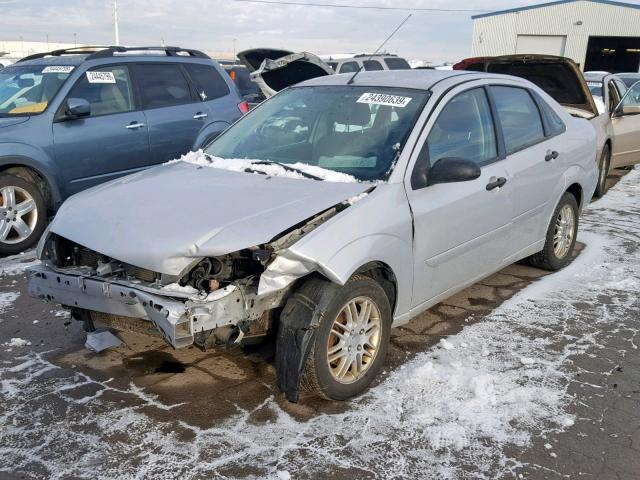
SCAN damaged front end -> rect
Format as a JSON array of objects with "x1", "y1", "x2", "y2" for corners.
[{"x1": 27, "y1": 199, "x2": 358, "y2": 350}]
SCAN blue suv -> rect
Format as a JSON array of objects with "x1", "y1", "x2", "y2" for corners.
[{"x1": 0, "y1": 46, "x2": 247, "y2": 254}]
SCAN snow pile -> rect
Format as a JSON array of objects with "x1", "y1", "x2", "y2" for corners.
[
  {"x1": 0, "y1": 250, "x2": 39, "y2": 276},
  {"x1": 3, "y1": 338, "x2": 31, "y2": 347},
  {"x1": 173, "y1": 150, "x2": 359, "y2": 183}
]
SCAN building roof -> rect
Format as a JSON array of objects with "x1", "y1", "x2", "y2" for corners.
[{"x1": 472, "y1": 0, "x2": 640, "y2": 19}]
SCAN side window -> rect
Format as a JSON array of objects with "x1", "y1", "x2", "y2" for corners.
[
  {"x1": 338, "y1": 62, "x2": 359, "y2": 74},
  {"x1": 620, "y1": 81, "x2": 640, "y2": 108},
  {"x1": 67, "y1": 65, "x2": 134, "y2": 117},
  {"x1": 136, "y1": 63, "x2": 193, "y2": 109},
  {"x1": 363, "y1": 60, "x2": 383, "y2": 71},
  {"x1": 183, "y1": 63, "x2": 229, "y2": 101},
  {"x1": 425, "y1": 88, "x2": 497, "y2": 167},
  {"x1": 532, "y1": 91, "x2": 566, "y2": 137},
  {"x1": 491, "y1": 86, "x2": 545, "y2": 154}
]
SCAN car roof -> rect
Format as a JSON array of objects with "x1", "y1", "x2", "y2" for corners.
[
  {"x1": 296, "y1": 69, "x2": 489, "y2": 91},
  {"x1": 15, "y1": 55, "x2": 88, "y2": 67}
]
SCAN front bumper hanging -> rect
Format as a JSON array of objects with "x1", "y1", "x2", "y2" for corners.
[{"x1": 27, "y1": 264, "x2": 247, "y2": 349}]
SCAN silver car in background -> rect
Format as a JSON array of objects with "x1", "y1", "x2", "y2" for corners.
[{"x1": 28, "y1": 70, "x2": 598, "y2": 402}]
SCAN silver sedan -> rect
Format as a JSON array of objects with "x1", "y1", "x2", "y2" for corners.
[{"x1": 28, "y1": 70, "x2": 598, "y2": 401}]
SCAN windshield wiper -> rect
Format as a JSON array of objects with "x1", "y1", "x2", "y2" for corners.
[{"x1": 250, "y1": 160, "x2": 324, "y2": 181}]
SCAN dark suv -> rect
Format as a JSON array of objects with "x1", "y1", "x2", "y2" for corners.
[{"x1": 0, "y1": 46, "x2": 247, "y2": 254}]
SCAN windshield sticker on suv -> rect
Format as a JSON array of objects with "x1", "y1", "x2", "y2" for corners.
[
  {"x1": 86, "y1": 71, "x2": 116, "y2": 84},
  {"x1": 42, "y1": 66, "x2": 75, "y2": 74},
  {"x1": 357, "y1": 92, "x2": 412, "y2": 108}
]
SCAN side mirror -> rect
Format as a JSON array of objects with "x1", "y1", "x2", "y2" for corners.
[
  {"x1": 622, "y1": 104, "x2": 640, "y2": 116},
  {"x1": 64, "y1": 98, "x2": 90, "y2": 118},
  {"x1": 423, "y1": 157, "x2": 481, "y2": 187}
]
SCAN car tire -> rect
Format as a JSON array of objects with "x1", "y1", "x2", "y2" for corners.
[
  {"x1": 593, "y1": 144, "x2": 611, "y2": 198},
  {"x1": 297, "y1": 274, "x2": 392, "y2": 401},
  {"x1": 528, "y1": 192, "x2": 579, "y2": 271},
  {"x1": 0, "y1": 174, "x2": 48, "y2": 255}
]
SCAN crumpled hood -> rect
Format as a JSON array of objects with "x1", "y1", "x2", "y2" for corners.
[
  {"x1": 51, "y1": 161, "x2": 369, "y2": 275},
  {"x1": 0, "y1": 116, "x2": 29, "y2": 128}
]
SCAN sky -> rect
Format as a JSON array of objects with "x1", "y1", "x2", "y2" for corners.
[{"x1": 1, "y1": 0, "x2": 639, "y2": 63}]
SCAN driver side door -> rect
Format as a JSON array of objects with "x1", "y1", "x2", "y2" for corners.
[
  {"x1": 611, "y1": 81, "x2": 640, "y2": 168},
  {"x1": 405, "y1": 85, "x2": 513, "y2": 308}
]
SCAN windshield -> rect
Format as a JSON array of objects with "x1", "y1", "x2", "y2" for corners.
[
  {"x1": 587, "y1": 81, "x2": 603, "y2": 98},
  {"x1": 0, "y1": 65, "x2": 73, "y2": 116},
  {"x1": 617, "y1": 75, "x2": 640, "y2": 88},
  {"x1": 205, "y1": 86, "x2": 428, "y2": 181}
]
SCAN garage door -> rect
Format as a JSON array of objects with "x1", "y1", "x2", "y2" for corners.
[{"x1": 516, "y1": 35, "x2": 567, "y2": 56}]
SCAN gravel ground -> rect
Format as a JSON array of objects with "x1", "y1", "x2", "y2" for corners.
[{"x1": 0, "y1": 168, "x2": 638, "y2": 480}]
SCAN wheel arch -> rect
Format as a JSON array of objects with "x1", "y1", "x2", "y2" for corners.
[
  {"x1": 565, "y1": 182, "x2": 583, "y2": 211},
  {"x1": 353, "y1": 261, "x2": 398, "y2": 314},
  {"x1": 0, "y1": 157, "x2": 62, "y2": 212}
]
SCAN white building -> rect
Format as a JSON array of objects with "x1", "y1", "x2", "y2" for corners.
[
  {"x1": 0, "y1": 40, "x2": 83, "y2": 64},
  {"x1": 471, "y1": 0, "x2": 640, "y2": 72}
]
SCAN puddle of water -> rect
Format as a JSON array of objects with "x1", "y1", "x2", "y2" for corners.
[{"x1": 123, "y1": 350, "x2": 187, "y2": 375}]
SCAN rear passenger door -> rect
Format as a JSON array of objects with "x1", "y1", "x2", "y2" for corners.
[
  {"x1": 52, "y1": 64, "x2": 151, "y2": 195},
  {"x1": 133, "y1": 62, "x2": 206, "y2": 162},
  {"x1": 182, "y1": 62, "x2": 242, "y2": 148},
  {"x1": 490, "y1": 85, "x2": 564, "y2": 255}
]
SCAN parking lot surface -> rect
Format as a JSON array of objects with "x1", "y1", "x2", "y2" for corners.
[{"x1": 0, "y1": 168, "x2": 638, "y2": 479}]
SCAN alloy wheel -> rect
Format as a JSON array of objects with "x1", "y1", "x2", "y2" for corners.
[
  {"x1": 327, "y1": 296, "x2": 382, "y2": 384},
  {"x1": 0, "y1": 185, "x2": 38, "y2": 245},
  {"x1": 553, "y1": 204, "x2": 575, "y2": 259}
]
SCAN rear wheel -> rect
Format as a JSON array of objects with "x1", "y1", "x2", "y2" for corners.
[
  {"x1": 299, "y1": 275, "x2": 391, "y2": 401},
  {"x1": 593, "y1": 144, "x2": 611, "y2": 198},
  {"x1": 0, "y1": 175, "x2": 48, "y2": 255},
  {"x1": 528, "y1": 192, "x2": 579, "y2": 271}
]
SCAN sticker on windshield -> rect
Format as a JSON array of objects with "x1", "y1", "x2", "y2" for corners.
[
  {"x1": 42, "y1": 66, "x2": 74, "y2": 74},
  {"x1": 357, "y1": 92, "x2": 412, "y2": 108},
  {"x1": 86, "y1": 71, "x2": 116, "y2": 84}
]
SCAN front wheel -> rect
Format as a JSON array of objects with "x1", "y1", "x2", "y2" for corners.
[
  {"x1": 298, "y1": 275, "x2": 391, "y2": 401},
  {"x1": 528, "y1": 192, "x2": 579, "y2": 271},
  {"x1": 0, "y1": 175, "x2": 48, "y2": 255}
]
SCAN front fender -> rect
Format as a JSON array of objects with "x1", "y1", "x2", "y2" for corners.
[
  {"x1": 259, "y1": 233, "x2": 413, "y2": 319},
  {"x1": 192, "y1": 121, "x2": 230, "y2": 150},
  {"x1": 0, "y1": 144, "x2": 63, "y2": 205}
]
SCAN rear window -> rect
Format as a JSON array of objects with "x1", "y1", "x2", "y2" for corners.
[
  {"x1": 491, "y1": 86, "x2": 545, "y2": 154},
  {"x1": 384, "y1": 57, "x2": 411, "y2": 70},
  {"x1": 338, "y1": 62, "x2": 358, "y2": 74},
  {"x1": 363, "y1": 60, "x2": 383, "y2": 71},
  {"x1": 183, "y1": 63, "x2": 229, "y2": 101},
  {"x1": 226, "y1": 67, "x2": 260, "y2": 97},
  {"x1": 136, "y1": 63, "x2": 193, "y2": 109}
]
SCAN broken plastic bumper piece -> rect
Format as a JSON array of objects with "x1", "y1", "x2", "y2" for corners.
[{"x1": 26, "y1": 264, "x2": 245, "y2": 349}]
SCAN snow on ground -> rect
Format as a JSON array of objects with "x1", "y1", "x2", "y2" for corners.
[
  {"x1": 0, "y1": 291, "x2": 19, "y2": 314},
  {"x1": 173, "y1": 150, "x2": 360, "y2": 183},
  {"x1": 0, "y1": 249, "x2": 39, "y2": 276},
  {"x1": 0, "y1": 169, "x2": 638, "y2": 479}
]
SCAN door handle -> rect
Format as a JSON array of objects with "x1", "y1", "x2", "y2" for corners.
[
  {"x1": 486, "y1": 177, "x2": 507, "y2": 191},
  {"x1": 125, "y1": 122, "x2": 145, "y2": 130},
  {"x1": 545, "y1": 150, "x2": 559, "y2": 161},
  {"x1": 193, "y1": 112, "x2": 208, "y2": 119}
]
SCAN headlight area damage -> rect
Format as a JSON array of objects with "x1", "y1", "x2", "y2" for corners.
[{"x1": 27, "y1": 201, "x2": 354, "y2": 352}]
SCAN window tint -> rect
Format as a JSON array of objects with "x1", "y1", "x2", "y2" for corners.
[
  {"x1": 491, "y1": 86, "x2": 544, "y2": 154},
  {"x1": 67, "y1": 65, "x2": 133, "y2": 116},
  {"x1": 532, "y1": 92, "x2": 566, "y2": 137},
  {"x1": 338, "y1": 61, "x2": 358, "y2": 73},
  {"x1": 183, "y1": 63, "x2": 229, "y2": 101},
  {"x1": 384, "y1": 57, "x2": 411, "y2": 70},
  {"x1": 426, "y1": 88, "x2": 497, "y2": 167},
  {"x1": 363, "y1": 60, "x2": 383, "y2": 71},
  {"x1": 136, "y1": 63, "x2": 192, "y2": 109}
]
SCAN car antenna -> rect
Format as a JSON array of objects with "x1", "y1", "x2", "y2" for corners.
[{"x1": 347, "y1": 13, "x2": 412, "y2": 85}]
